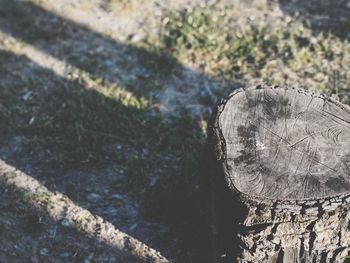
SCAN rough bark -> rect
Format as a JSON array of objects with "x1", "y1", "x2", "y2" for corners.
[{"x1": 206, "y1": 84, "x2": 350, "y2": 263}]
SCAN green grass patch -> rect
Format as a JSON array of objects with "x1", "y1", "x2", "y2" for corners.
[{"x1": 147, "y1": 6, "x2": 350, "y2": 102}]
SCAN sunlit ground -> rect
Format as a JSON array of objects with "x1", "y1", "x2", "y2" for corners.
[{"x1": 0, "y1": 0, "x2": 349, "y2": 262}]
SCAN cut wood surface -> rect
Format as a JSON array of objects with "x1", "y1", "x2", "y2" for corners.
[
  {"x1": 220, "y1": 85, "x2": 350, "y2": 200},
  {"x1": 206, "y1": 85, "x2": 350, "y2": 263}
]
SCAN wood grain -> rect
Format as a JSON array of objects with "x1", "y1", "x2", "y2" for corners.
[
  {"x1": 205, "y1": 85, "x2": 350, "y2": 263},
  {"x1": 219, "y1": 86, "x2": 350, "y2": 200}
]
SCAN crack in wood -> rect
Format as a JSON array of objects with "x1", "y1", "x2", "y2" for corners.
[{"x1": 206, "y1": 85, "x2": 350, "y2": 262}]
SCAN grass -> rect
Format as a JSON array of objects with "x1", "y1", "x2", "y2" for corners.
[
  {"x1": 1, "y1": 0, "x2": 349, "y2": 221},
  {"x1": 0, "y1": 47, "x2": 204, "y2": 221},
  {"x1": 145, "y1": 5, "x2": 350, "y2": 103},
  {"x1": 1, "y1": 2, "x2": 350, "y2": 262},
  {"x1": 0, "y1": 3, "x2": 207, "y2": 241}
]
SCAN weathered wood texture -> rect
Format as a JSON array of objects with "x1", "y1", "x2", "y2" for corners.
[{"x1": 206, "y1": 85, "x2": 350, "y2": 263}]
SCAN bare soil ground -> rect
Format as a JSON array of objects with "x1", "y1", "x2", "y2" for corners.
[{"x1": 0, "y1": 0, "x2": 349, "y2": 262}]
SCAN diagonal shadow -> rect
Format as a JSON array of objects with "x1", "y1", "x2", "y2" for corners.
[
  {"x1": 0, "y1": 158, "x2": 169, "y2": 263},
  {"x1": 0, "y1": 0, "x2": 233, "y2": 106},
  {"x1": 0, "y1": 45, "x2": 212, "y2": 262},
  {"x1": 278, "y1": 0, "x2": 350, "y2": 40},
  {"x1": 0, "y1": 1, "x2": 232, "y2": 260}
]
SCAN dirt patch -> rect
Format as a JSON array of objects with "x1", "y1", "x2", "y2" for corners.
[{"x1": 0, "y1": 0, "x2": 349, "y2": 262}]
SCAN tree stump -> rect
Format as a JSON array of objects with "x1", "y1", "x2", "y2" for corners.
[{"x1": 206, "y1": 85, "x2": 350, "y2": 263}]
